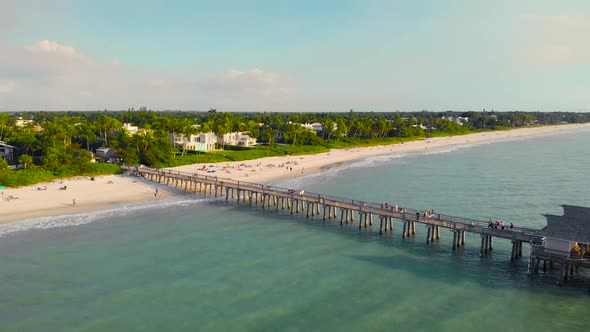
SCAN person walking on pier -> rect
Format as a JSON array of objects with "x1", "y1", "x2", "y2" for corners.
[{"x1": 416, "y1": 211, "x2": 420, "y2": 221}]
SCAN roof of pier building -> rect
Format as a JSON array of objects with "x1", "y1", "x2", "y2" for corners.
[{"x1": 544, "y1": 205, "x2": 590, "y2": 244}]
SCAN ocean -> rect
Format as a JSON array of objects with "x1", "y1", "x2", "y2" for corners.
[{"x1": 1, "y1": 127, "x2": 590, "y2": 331}]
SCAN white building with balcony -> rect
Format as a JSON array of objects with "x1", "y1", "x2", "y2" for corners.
[
  {"x1": 170, "y1": 132, "x2": 218, "y2": 152},
  {"x1": 217, "y1": 132, "x2": 257, "y2": 147}
]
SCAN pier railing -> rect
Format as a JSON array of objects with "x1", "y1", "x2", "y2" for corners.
[{"x1": 128, "y1": 166, "x2": 542, "y2": 238}]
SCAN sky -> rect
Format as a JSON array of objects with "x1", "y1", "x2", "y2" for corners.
[{"x1": 0, "y1": 0, "x2": 589, "y2": 112}]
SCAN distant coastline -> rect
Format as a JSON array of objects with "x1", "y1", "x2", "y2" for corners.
[
  {"x1": 2, "y1": 123, "x2": 590, "y2": 226},
  {"x1": 168, "y1": 123, "x2": 590, "y2": 184}
]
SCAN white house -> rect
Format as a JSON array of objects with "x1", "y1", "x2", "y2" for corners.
[
  {"x1": 170, "y1": 132, "x2": 218, "y2": 152},
  {"x1": 301, "y1": 122, "x2": 324, "y2": 132},
  {"x1": 442, "y1": 116, "x2": 469, "y2": 126},
  {"x1": 15, "y1": 117, "x2": 33, "y2": 127},
  {"x1": 218, "y1": 132, "x2": 257, "y2": 147},
  {"x1": 0, "y1": 141, "x2": 15, "y2": 162},
  {"x1": 122, "y1": 123, "x2": 140, "y2": 135}
]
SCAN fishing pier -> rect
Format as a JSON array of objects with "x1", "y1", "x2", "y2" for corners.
[{"x1": 125, "y1": 166, "x2": 590, "y2": 283}]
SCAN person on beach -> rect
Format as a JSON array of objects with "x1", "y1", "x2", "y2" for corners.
[{"x1": 73, "y1": 198, "x2": 76, "y2": 206}]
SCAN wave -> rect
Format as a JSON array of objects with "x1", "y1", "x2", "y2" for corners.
[{"x1": 0, "y1": 197, "x2": 207, "y2": 237}]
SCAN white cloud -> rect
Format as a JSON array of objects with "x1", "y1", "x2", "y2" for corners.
[
  {"x1": 0, "y1": 40, "x2": 294, "y2": 111},
  {"x1": 26, "y1": 40, "x2": 86, "y2": 59},
  {"x1": 530, "y1": 45, "x2": 572, "y2": 65},
  {"x1": 522, "y1": 13, "x2": 590, "y2": 65},
  {"x1": 205, "y1": 68, "x2": 292, "y2": 98},
  {"x1": 0, "y1": 80, "x2": 17, "y2": 94}
]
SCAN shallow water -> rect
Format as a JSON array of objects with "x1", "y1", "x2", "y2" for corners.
[{"x1": 1, "y1": 128, "x2": 590, "y2": 331}]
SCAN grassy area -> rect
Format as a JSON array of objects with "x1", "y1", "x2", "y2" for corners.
[
  {"x1": 0, "y1": 163, "x2": 122, "y2": 188},
  {"x1": 162, "y1": 125, "x2": 545, "y2": 168},
  {"x1": 167, "y1": 145, "x2": 330, "y2": 167}
]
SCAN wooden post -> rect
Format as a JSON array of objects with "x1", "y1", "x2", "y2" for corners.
[
  {"x1": 402, "y1": 221, "x2": 407, "y2": 239},
  {"x1": 480, "y1": 235, "x2": 485, "y2": 255},
  {"x1": 426, "y1": 226, "x2": 432, "y2": 243}
]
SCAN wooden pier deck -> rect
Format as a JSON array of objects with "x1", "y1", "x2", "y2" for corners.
[{"x1": 126, "y1": 166, "x2": 544, "y2": 262}]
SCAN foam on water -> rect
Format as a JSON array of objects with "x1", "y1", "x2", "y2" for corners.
[{"x1": 0, "y1": 196, "x2": 207, "y2": 237}]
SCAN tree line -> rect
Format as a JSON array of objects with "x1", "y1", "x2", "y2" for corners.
[{"x1": 1, "y1": 109, "x2": 589, "y2": 186}]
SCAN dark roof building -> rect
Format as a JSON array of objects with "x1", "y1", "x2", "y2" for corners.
[
  {"x1": 0, "y1": 141, "x2": 16, "y2": 161},
  {"x1": 544, "y1": 205, "x2": 590, "y2": 244}
]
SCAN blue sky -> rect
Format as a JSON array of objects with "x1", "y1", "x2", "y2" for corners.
[{"x1": 1, "y1": 0, "x2": 589, "y2": 111}]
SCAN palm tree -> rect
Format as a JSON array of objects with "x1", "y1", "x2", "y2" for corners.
[
  {"x1": 18, "y1": 154, "x2": 33, "y2": 169},
  {"x1": 95, "y1": 115, "x2": 121, "y2": 146},
  {"x1": 40, "y1": 121, "x2": 64, "y2": 148},
  {"x1": 0, "y1": 113, "x2": 12, "y2": 141}
]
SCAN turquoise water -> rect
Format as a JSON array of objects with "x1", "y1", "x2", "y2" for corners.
[{"x1": 1, "y1": 128, "x2": 590, "y2": 331}]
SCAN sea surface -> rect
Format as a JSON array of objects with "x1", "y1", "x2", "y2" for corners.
[{"x1": 1, "y1": 127, "x2": 590, "y2": 331}]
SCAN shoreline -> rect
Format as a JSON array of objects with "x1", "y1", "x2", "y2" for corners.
[
  {"x1": 168, "y1": 123, "x2": 590, "y2": 184},
  {"x1": 2, "y1": 123, "x2": 589, "y2": 226},
  {"x1": 0, "y1": 175, "x2": 179, "y2": 225}
]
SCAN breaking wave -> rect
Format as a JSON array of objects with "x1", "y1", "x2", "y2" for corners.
[{"x1": 0, "y1": 197, "x2": 207, "y2": 237}]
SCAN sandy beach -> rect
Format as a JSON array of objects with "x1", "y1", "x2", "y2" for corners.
[
  {"x1": 0, "y1": 175, "x2": 171, "y2": 225},
  {"x1": 2, "y1": 123, "x2": 589, "y2": 225},
  {"x1": 168, "y1": 123, "x2": 590, "y2": 184}
]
